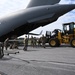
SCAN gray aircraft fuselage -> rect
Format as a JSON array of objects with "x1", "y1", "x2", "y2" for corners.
[{"x1": 0, "y1": 4, "x2": 75, "y2": 41}]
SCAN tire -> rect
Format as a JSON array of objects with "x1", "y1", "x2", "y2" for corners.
[
  {"x1": 49, "y1": 38, "x2": 60, "y2": 47},
  {"x1": 70, "y1": 38, "x2": 75, "y2": 47}
]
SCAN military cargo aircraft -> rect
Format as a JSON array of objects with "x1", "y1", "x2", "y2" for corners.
[{"x1": 0, "y1": 0, "x2": 75, "y2": 42}]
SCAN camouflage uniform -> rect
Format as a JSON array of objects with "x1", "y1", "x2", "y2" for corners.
[
  {"x1": 12, "y1": 38, "x2": 18, "y2": 49},
  {"x1": 4, "y1": 38, "x2": 9, "y2": 50},
  {"x1": 33, "y1": 37, "x2": 37, "y2": 47},
  {"x1": 41, "y1": 35, "x2": 46, "y2": 48},
  {"x1": 23, "y1": 36, "x2": 28, "y2": 51},
  {"x1": 31, "y1": 36, "x2": 34, "y2": 47},
  {"x1": 0, "y1": 42, "x2": 4, "y2": 58},
  {"x1": 37, "y1": 38, "x2": 41, "y2": 47}
]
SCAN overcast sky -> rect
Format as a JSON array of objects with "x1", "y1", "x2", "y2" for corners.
[{"x1": 0, "y1": 0, "x2": 75, "y2": 37}]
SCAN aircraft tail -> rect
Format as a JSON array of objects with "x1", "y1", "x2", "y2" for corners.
[{"x1": 27, "y1": 0, "x2": 60, "y2": 8}]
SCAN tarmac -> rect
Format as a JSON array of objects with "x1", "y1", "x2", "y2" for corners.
[{"x1": 0, "y1": 45, "x2": 75, "y2": 75}]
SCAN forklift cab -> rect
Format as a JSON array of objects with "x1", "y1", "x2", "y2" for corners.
[
  {"x1": 45, "y1": 31, "x2": 51, "y2": 43},
  {"x1": 63, "y1": 22, "x2": 75, "y2": 35},
  {"x1": 46, "y1": 31, "x2": 51, "y2": 38}
]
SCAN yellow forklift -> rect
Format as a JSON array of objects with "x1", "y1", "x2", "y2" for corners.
[{"x1": 49, "y1": 22, "x2": 75, "y2": 47}]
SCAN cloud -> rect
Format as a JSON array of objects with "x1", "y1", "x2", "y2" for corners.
[
  {"x1": 59, "y1": 0, "x2": 75, "y2": 4},
  {"x1": 0, "y1": 0, "x2": 7, "y2": 5},
  {"x1": 0, "y1": 0, "x2": 30, "y2": 17}
]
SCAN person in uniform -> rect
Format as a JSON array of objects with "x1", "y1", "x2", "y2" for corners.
[
  {"x1": 23, "y1": 36, "x2": 28, "y2": 51},
  {"x1": 34, "y1": 37, "x2": 37, "y2": 47},
  {"x1": 4, "y1": 38, "x2": 9, "y2": 50},
  {"x1": 0, "y1": 42, "x2": 4, "y2": 58},
  {"x1": 31, "y1": 36, "x2": 34, "y2": 47},
  {"x1": 41, "y1": 35, "x2": 46, "y2": 48},
  {"x1": 12, "y1": 37, "x2": 18, "y2": 49}
]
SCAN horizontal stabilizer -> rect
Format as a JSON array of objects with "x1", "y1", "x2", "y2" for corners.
[{"x1": 27, "y1": 0, "x2": 60, "y2": 8}]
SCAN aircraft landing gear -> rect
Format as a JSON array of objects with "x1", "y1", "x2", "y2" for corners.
[{"x1": 0, "y1": 42, "x2": 4, "y2": 59}]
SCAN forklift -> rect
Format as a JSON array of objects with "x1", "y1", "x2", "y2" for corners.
[{"x1": 48, "y1": 22, "x2": 75, "y2": 47}]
